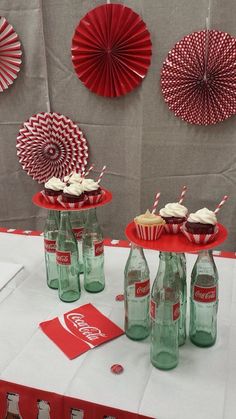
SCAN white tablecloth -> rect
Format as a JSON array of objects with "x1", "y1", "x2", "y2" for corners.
[{"x1": 0, "y1": 231, "x2": 236, "y2": 419}]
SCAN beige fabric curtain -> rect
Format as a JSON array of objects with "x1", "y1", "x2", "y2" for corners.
[{"x1": 0, "y1": 0, "x2": 235, "y2": 250}]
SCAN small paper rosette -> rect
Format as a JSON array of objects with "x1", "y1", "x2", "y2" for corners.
[
  {"x1": 57, "y1": 195, "x2": 86, "y2": 210},
  {"x1": 40, "y1": 190, "x2": 61, "y2": 205},
  {"x1": 181, "y1": 223, "x2": 219, "y2": 244},
  {"x1": 135, "y1": 223, "x2": 165, "y2": 241},
  {"x1": 164, "y1": 222, "x2": 183, "y2": 234},
  {"x1": 86, "y1": 190, "x2": 104, "y2": 205}
]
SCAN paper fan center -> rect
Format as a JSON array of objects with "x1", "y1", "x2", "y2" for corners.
[
  {"x1": 198, "y1": 72, "x2": 215, "y2": 88},
  {"x1": 43, "y1": 143, "x2": 61, "y2": 161}
]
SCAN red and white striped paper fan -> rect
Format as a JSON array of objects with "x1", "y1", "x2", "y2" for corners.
[
  {"x1": 71, "y1": 3, "x2": 152, "y2": 97},
  {"x1": 16, "y1": 112, "x2": 89, "y2": 183},
  {"x1": 0, "y1": 16, "x2": 22, "y2": 92},
  {"x1": 161, "y1": 29, "x2": 236, "y2": 125}
]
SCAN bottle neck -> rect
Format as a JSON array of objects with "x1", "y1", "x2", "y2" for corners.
[
  {"x1": 157, "y1": 252, "x2": 175, "y2": 286},
  {"x1": 198, "y1": 250, "x2": 213, "y2": 261},
  {"x1": 86, "y1": 208, "x2": 98, "y2": 225},
  {"x1": 130, "y1": 244, "x2": 144, "y2": 256},
  {"x1": 48, "y1": 210, "x2": 57, "y2": 218},
  {"x1": 60, "y1": 211, "x2": 72, "y2": 231},
  {"x1": 45, "y1": 210, "x2": 59, "y2": 229},
  {"x1": 159, "y1": 251, "x2": 172, "y2": 261}
]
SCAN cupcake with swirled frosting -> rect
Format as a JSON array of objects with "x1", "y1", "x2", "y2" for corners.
[
  {"x1": 42, "y1": 177, "x2": 66, "y2": 204},
  {"x1": 159, "y1": 202, "x2": 188, "y2": 234},
  {"x1": 181, "y1": 208, "x2": 218, "y2": 244},
  {"x1": 64, "y1": 172, "x2": 83, "y2": 185},
  {"x1": 134, "y1": 210, "x2": 165, "y2": 240},
  {"x1": 58, "y1": 183, "x2": 86, "y2": 209},
  {"x1": 185, "y1": 208, "x2": 217, "y2": 234},
  {"x1": 81, "y1": 178, "x2": 103, "y2": 204}
]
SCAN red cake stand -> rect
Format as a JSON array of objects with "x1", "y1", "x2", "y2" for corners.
[
  {"x1": 32, "y1": 188, "x2": 112, "y2": 211},
  {"x1": 125, "y1": 221, "x2": 228, "y2": 253}
]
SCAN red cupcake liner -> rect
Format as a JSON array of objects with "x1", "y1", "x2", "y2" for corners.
[
  {"x1": 57, "y1": 195, "x2": 87, "y2": 209},
  {"x1": 40, "y1": 190, "x2": 61, "y2": 205},
  {"x1": 164, "y1": 223, "x2": 183, "y2": 234},
  {"x1": 181, "y1": 223, "x2": 219, "y2": 244},
  {"x1": 135, "y1": 223, "x2": 165, "y2": 241},
  {"x1": 86, "y1": 190, "x2": 104, "y2": 205}
]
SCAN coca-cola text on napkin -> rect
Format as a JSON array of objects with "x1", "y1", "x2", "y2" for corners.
[{"x1": 39, "y1": 303, "x2": 124, "y2": 359}]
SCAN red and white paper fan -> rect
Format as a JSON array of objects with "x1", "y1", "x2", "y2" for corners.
[
  {"x1": 71, "y1": 3, "x2": 152, "y2": 97},
  {"x1": 16, "y1": 112, "x2": 88, "y2": 183},
  {"x1": 0, "y1": 16, "x2": 22, "y2": 92},
  {"x1": 161, "y1": 29, "x2": 236, "y2": 125}
]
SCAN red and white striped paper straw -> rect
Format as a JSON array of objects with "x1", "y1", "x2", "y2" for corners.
[
  {"x1": 83, "y1": 164, "x2": 95, "y2": 178},
  {"x1": 178, "y1": 186, "x2": 187, "y2": 204},
  {"x1": 151, "y1": 192, "x2": 161, "y2": 214},
  {"x1": 214, "y1": 195, "x2": 228, "y2": 214},
  {"x1": 97, "y1": 165, "x2": 107, "y2": 184}
]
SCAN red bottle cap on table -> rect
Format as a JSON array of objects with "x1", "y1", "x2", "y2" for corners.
[
  {"x1": 110, "y1": 364, "x2": 124, "y2": 374},
  {"x1": 115, "y1": 294, "x2": 124, "y2": 301}
]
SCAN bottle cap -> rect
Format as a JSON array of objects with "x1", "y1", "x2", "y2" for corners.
[
  {"x1": 110, "y1": 364, "x2": 124, "y2": 374},
  {"x1": 115, "y1": 294, "x2": 124, "y2": 301}
]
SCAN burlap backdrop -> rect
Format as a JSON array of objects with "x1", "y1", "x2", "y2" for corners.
[{"x1": 0, "y1": 0, "x2": 235, "y2": 250}]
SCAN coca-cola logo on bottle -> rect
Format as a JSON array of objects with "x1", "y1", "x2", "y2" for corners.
[
  {"x1": 73, "y1": 228, "x2": 84, "y2": 240},
  {"x1": 94, "y1": 240, "x2": 104, "y2": 257},
  {"x1": 172, "y1": 302, "x2": 180, "y2": 321},
  {"x1": 56, "y1": 250, "x2": 71, "y2": 265},
  {"x1": 66, "y1": 313, "x2": 107, "y2": 341},
  {"x1": 44, "y1": 239, "x2": 56, "y2": 253},
  {"x1": 193, "y1": 285, "x2": 217, "y2": 303},
  {"x1": 150, "y1": 299, "x2": 156, "y2": 320},
  {"x1": 135, "y1": 279, "x2": 150, "y2": 297}
]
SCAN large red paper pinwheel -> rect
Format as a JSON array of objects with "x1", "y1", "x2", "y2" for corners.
[
  {"x1": 0, "y1": 16, "x2": 22, "y2": 92},
  {"x1": 71, "y1": 3, "x2": 152, "y2": 97},
  {"x1": 16, "y1": 112, "x2": 88, "y2": 183},
  {"x1": 161, "y1": 29, "x2": 236, "y2": 125}
]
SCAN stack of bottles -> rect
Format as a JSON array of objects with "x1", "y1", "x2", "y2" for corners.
[
  {"x1": 43, "y1": 208, "x2": 105, "y2": 303},
  {"x1": 124, "y1": 246, "x2": 218, "y2": 370}
]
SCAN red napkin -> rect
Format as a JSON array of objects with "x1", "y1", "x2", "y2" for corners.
[{"x1": 40, "y1": 303, "x2": 124, "y2": 359}]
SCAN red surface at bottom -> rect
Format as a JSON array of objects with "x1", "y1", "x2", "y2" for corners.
[{"x1": 0, "y1": 380, "x2": 154, "y2": 419}]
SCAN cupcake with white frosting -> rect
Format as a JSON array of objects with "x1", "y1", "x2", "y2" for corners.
[
  {"x1": 81, "y1": 178, "x2": 103, "y2": 204},
  {"x1": 134, "y1": 210, "x2": 165, "y2": 240},
  {"x1": 185, "y1": 208, "x2": 217, "y2": 234},
  {"x1": 42, "y1": 176, "x2": 66, "y2": 204},
  {"x1": 181, "y1": 208, "x2": 218, "y2": 244},
  {"x1": 64, "y1": 172, "x2": 83, "y2": 185},
  {"x1": 58, "y1": 183, "x2": 86, "y2": 209},
  {"x1": 159, "y1": 202, "x2": 188, "y2": 234}
]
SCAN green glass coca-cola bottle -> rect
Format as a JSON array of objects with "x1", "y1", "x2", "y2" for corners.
[
  {"x1": 70, "y1": 210, "x2": 86, "y2": 274},
  {"x1": 189, "y1": 250, "x2": 218, "y2": 347},
  {"x1": 56, "y1": 211, "x2": 80, "y2": 302},
  {"x1": 124, "y1": 244, "x2": 150, "y2": 340},
  {"x1": 83, "y1": 208, "x2": 105, "y2": 293},
  {"x1": 172, "y1": 252, "x2": 187, "y2": 346},
  {"x1": 44, "y1": 210, "x2": 60, "y2": 289},
  {"x1": 150, "y1": 252, "x2": 180, "y2": 370}
]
